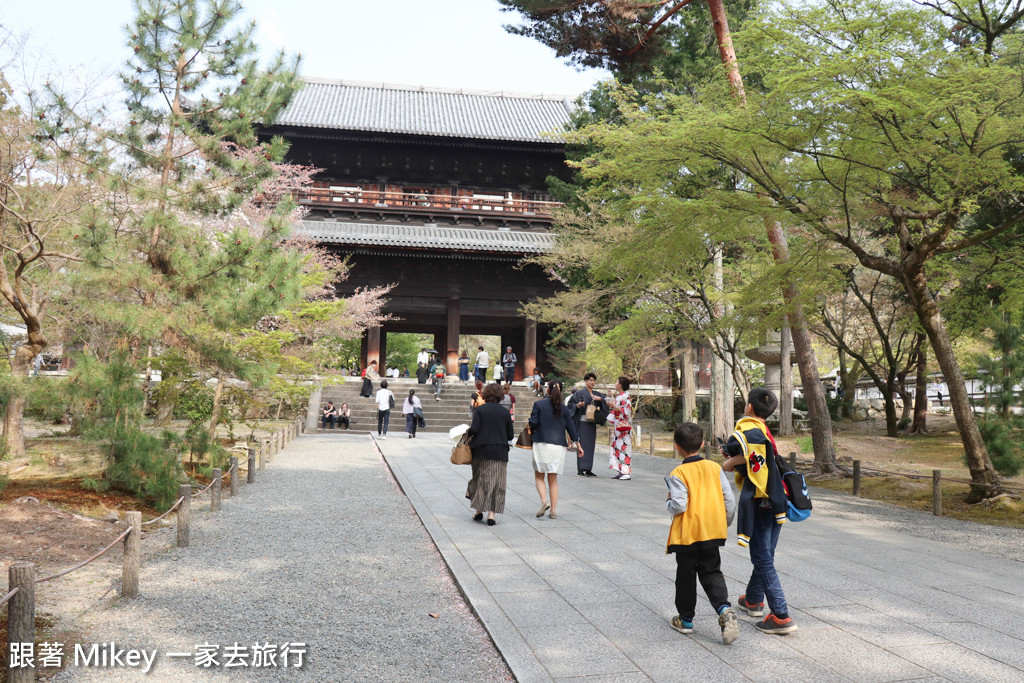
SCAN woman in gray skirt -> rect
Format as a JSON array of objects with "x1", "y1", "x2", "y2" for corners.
[
  {"x1": 528, "y1": 381, "x2": 583, "y2": 520},
  {"x1": 466, "y1": 383, "x2": 516, "y2": 526}
]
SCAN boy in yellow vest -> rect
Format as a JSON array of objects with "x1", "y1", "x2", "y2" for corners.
[{"x1": 665, "y1": 423, "x2": 738, "y2": 644}]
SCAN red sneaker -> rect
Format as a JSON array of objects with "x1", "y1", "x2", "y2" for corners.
[
  {"x1": 737, "y1": 595, "x2": 765, "y2": 617},
  {"x1": 755, "y1": 614, "x2": 797, "y2": 635}
]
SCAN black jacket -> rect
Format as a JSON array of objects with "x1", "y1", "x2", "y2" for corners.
[
  {"x1": 569, "y1": 388, "x2": 608, "y2": 428},
  {"x1": 469, "y1": 402, "x2": 515, "y2": 451},
  {"x1": 528, "y1": 397, "x2": 580, "y2": 447}
]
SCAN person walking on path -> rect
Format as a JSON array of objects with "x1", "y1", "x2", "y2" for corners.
[
  {"x1": 403, "y1": 389, "x2": 423, "y2": 438},
  {"x1": 607, "y1": 376, "x2": 634, "y2": 480},
  {"x1": 458, "y1": 349, "x2": 471, "y2": 383},
  {"x1": 502, "y1": 383, "x2": 516, "y2": 423},
  {"x1": 666, "y1": 422, "x2": 739, "y2": 644},
  {"x1": 492, "y1": 361, "x2": 503, "y2": 383},
  {"x1": 321, "y1": 400, "x2": 338, "y2": 429},
  {"x1": 337, "y1": 402, "x2": 351, "y2": 430},
  {"x1": 570, "y1": 372, "x2": 608, "y2": 477},
  {"x1": 360, "y1": 360, "x2": 379, "y2": 398},
  {"x1": 375, "y1": 380, "x2": 395, "y2": 440},
  {"x1": 416, "y1": 362, "x2": 428, "y2": 384},
  {"x1": 528, "y1": 380, "x2": 582, "y2": 520},
  {"x1": 475, "y1": 346, "x2": 489, "y2": 384},
  {"x1": 429, "y1": 358, "x2": 446, "y2": 400},
  {"x1": 722, "y1": 388, "x2": 798, "y2": 635},
  {"x1": 466, "y1": 383, "x2": 515, "y2": 526},
  {"x1": 502, "y1": 346, "x2": 517, "y2": 382}
]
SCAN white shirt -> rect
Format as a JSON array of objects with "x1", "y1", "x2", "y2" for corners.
[
  {"x1": 417, "y1": 351, "x2": 429, "y2": 365},
  {"x1": 375, "y1": 388, "x2": 394, "y2": 411},
  {"x1": 476, "y1": 351, "x2": 489, "y2": 368},
  {"x1": 492, "y1": 364, "x2": 502, "y2": 380}
]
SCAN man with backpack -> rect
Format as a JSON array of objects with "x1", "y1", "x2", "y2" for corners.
[
  {"x1": 722, "y1": 388, "x2": 798, "y2": 635},
  {"x1": 501, "y1": 346, "x2": 517, "y2": 382},
  {"x1": 429, "y1": 358, "x2": 446, "y2": 401}
]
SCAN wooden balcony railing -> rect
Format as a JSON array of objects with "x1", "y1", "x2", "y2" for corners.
[{"x1": 294, "y1": 186, "x2": 561, "y2": 218}]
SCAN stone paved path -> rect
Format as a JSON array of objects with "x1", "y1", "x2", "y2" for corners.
[{"x1": 378, "y1": 433, "x2": 1024, "y2": 683}]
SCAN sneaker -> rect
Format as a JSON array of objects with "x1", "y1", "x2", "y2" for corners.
[
  {"x1": 381, "y1": 435, "x2": 387, "y2": 440},
  {"x1": 576, "y1": 472, "x2": 587, "y2": 477},
  {"x1": 585, "y1": 471, "x2": 597, "y2": 477},
  {"x1": 670, "y1": 616, "x2": 693, "y2": 634},
  {"x1": 611, "y1": 473, "x2": 622, "y2": 479},
  {"x1": 618, "y1": 475, "x2": 631, "y2": 480},
  {"x1": 755, "y1": 614, "x2": 797, "y2": 635},
  {"x1": 719, "y1": 608, "x2": 739, "y2": 645},
  {"x1": 737, "y1": 595, "x2": 765, "y2": 617}
]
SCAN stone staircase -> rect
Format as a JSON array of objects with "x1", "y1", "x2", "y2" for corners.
[{"x1": 305, "y1": 377, "x2": 545, "y2": 435}]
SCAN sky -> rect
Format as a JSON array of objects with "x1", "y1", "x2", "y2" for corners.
[{"x1": 1, "y1": 0, "x2": 610, "y2": 99}]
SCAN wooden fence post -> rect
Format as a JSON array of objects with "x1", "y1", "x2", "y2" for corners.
[
  {"x1": 649, "y1": 434, "x2": 655, "y2": 456},
  {"x1": 211, "y1": 468, "x2": 222, "y2": 512},
  {"x1": 7, "y1": 562, "x2": 35, "y2": 683},
  {"x1": 122, "y1": 511, "x2": 142, "y2": 598},
  {"x1": 177, "y1": 484, "x2": 191, "y2": 548},
  {"x1": 852, "y1": 460, "x2": 861, "y2": 497},
  {"x1": 229, "y1": 457, "x2": 239, "y2": 497},
  {"x1": 247, "y1": 448, "x2": 256, "y2": 484},
  {"x1": 259, "y1": 444, "x2": 266, "y2": 471},
  {"x1": 788, "y1": 452, "x2": 796, "y2": 469},
  {"x1": 932, "y1": 470, "x2": 942, "y2": 516}
]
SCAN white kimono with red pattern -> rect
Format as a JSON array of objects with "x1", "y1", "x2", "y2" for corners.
[{"x1": 607, "y1": 391, "x2": 633, "y2": 476}]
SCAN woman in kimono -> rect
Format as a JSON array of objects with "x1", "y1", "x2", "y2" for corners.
[
  {"x1": 607, "y1": 376, "x2": 633, "y2": 480},
  {"x1": 570, "y1": 373, "x2": 608, "y2": 477}
]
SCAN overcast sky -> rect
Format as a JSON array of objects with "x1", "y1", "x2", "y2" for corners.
[{"x1": 1, "y1": 0, "x2": 609, "y2": 99}]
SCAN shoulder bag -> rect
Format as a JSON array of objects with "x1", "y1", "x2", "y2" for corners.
[
  {"x1": 450, "y1": 433, "x2": 472, "y2": 465},
  {"x1": 514, "y1": 424, "x2": 533, "y2": 450}
]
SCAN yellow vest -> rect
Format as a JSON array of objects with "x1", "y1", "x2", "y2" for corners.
[{"x1": 666, "y1": 458, "x2": 728, "y2": 550}]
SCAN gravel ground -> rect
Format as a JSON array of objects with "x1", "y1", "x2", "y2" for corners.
[
  {"x1": 52, "y1": 434, "x2": 512, "y2": 682},
  {"x1": 631, "y1": 451, "x2": 1024, "y2": 563}
]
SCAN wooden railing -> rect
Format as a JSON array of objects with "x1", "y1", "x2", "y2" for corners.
[{"x1": 294, "y1": 186, "x2": 561, "y2": 218}]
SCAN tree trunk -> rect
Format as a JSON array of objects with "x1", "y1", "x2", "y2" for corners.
[
  {"x1": 838, "y1": 348, "x2": 854, "y2": 418},
  {"x1": 2, "y1": 345, "x2": 41, "y2": 459},
  {"x1": 903, "y1": 269, "x2": 999, "y2": 498},
  {"x1": 208, "y1": 375, "x2": 224, "y2": 436},
  {"x1": 910, "y1": 333, "x2": 929, "y2": 435},
  {"x1": 897, "y1": 376, "x2": 914, "y2": 422},
  {"x1": 882, "y1": 382, "x2": 899, "y2": 437},
  {"x1": 768, "y1": 227, "x2": 839, "y2": 471},
  {"x1": 778, "y1": 325, "x2": 794, "y2": 435},
  {"x1": 682, "y1": 338, "x2": 696, "y2": 421},
  {"x1": 667, "y1": 335, "x2": 683, "y2": 417}
]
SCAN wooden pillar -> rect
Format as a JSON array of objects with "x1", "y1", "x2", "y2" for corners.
[
  {"x1": 177, "y1": 484, "x2": 191, "y2": 548},
  {"x1": 524, "y1": 318, "x2": 538, "y2": 379},
  {"x1": 365, "y1": 326, "x2": 382, "y2": 369},
  {"x1": 446, "y1": 296, "x2": 461, "y2": 374},
  {"x1": 7, "y1": 562, "x2": 35, "y2": 683},
  {"x1": 122, "y1": 511, "x2": 141, "y2": 598}
]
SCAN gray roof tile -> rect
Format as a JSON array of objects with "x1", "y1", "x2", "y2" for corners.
[
  {"x1": 275, "y1": 78, "x2": 574, "y2": 143},
  {"x1": 295, "y1": 221, "x2": 554, "y2": 254}
]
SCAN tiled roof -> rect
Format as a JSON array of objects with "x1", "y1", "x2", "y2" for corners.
[
  {"x1": 275, "y1": 78, "x2": 574, "y2": 143},
  {"x1": 295, "y1": 221, "x2": 554, "y2": 254}
]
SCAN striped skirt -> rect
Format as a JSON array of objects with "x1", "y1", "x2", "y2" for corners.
[{"x1": 467, "y1": 457, "x2": 508, "y2": 514}]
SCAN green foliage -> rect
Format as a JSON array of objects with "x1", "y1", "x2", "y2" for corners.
[
  {"x1": 975, "y1": 419, "x2": 1023, "y2": 477},
  {"x1": 176, "y1": 381, "x2": 215, "y2": 424},
  {"x1": 796, "y1": 436, "x2": 814, "y2": 454},
  {"x1": 65, "y1": 353, "x2": 184, "y2": 510}
]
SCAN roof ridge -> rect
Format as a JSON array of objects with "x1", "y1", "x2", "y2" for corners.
[{"x1": 300, "y1": 76, "x2": 572, "y2": 105}]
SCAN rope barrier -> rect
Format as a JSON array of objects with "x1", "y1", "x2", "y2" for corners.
[
  {"x1": 35, "y1": 527, "x2": 132, "y2": 584},
  {"x1": 191, "y1": 476, "x2": 217, "y2": 498},
  {"x1": 854, "y1": 465, "x2": 1024, "y2": 495},
  {"x1": 142, "y1": 495, "x2": 186, "y2": 526},
  {"x1": 0, "y1": 586, "x2": 19, "y2": 606}
]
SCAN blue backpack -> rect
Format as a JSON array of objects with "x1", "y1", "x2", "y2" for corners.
[{"x1": 774, "y1": 451, "x2": 812, "y2": 522}]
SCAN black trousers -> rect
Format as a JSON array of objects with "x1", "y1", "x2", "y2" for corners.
[
  {"x1": 377, "y1": 409, "x2": 390, "y2": 435},
  {"x1": 321, "y1": 415, "x2": 336, "y2": 429},
  {"x1": 337, "y1": 416, "x2": 350, "y2": 430},
  {"x1": 674, "y1": 544, "x2": 730, "y2": 620}
]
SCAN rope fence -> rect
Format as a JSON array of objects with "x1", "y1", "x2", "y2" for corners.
[
  {"x1": 4, "y1": 418, "x2": 303, "y2": 683},
  {"x1": 838, "y1": 456, "x2": 1024, "y2": 518},
  {"x1": 35, "y1": 528, "x2": 132, "y2": 584}
]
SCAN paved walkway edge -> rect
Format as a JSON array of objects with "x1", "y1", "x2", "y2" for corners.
[{"x1": 379, "y1": 443, "x2": 552, "y2": 683}]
